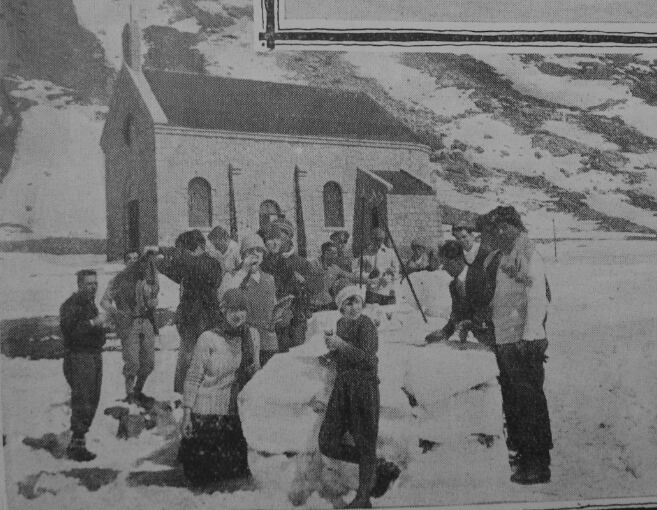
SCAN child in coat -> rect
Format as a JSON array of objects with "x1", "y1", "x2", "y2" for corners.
[{"x1": 318, "y1": 280, "x2": 399, "y2": 508}]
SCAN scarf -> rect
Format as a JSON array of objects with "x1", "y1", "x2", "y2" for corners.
[{"x1": 214, "y1": 321, "x2": 255, "y2": 415}]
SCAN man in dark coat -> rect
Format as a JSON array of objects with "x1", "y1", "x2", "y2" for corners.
[
  {"x1": 425, "y1": 240, "x2": 470, "y2": 343},
  {"x1": 60, "y1": 269, "x2": 108, "y2": 461},
  {"x1": 157, "y1": 230, "x2": 223, "y2": 393},
  {"x1": 261, "y1": 219, "x2": 321, "y2": 352},
  {"x1": 462, "y1": 217, "x2": 502, "y2": 348}
]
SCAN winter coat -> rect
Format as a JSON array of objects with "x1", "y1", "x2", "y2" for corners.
[
  {"x1": 183, "y1": 326, "x2": 260, "y2": 416},
  {"x1": 158, "y1": 248, "x2": 223, "y2": 327},
  {"x1": 261, "y1": 251, "x2": 321, "y2": 318},
  {"x1": 60, "y1": 293, "x2": 106, "y2": 352}
]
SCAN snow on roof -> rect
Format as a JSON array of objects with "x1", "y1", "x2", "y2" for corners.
[{"x1": 141, "y1": 68, "x2": 424, "y2": 145}]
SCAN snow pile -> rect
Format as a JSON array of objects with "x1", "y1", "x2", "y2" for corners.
[{"x1": 239, "y1": 303, "x2": 499, "y2": 505}]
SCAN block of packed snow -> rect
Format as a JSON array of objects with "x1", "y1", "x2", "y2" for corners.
[
  {"x1": 240, "y1": 308, "x2": 500, "y2": 505},
  {"x1": 238, "y1": 345, "x2": 337, "y2": 454},
  {"x1": 396, "y1": 270, "x2": 452, "y2": 319}
]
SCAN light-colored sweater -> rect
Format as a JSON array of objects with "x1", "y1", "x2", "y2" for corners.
[
  {"x1": 183, "y1": 327, "x2": 260, "y2": 415},
  {"x1": 492, "y1": 234, "x2": 549, "y2": 344}
]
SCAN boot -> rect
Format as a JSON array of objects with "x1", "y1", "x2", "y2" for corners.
[
  {"x1": 133, "y1": 377, "x2": 155, "y2": 409},
  {"x1": 66, "y1": 436, "x2": 97, "y2": 462},
  {"x1": 510, "y1": 454, "x2": 551, "y2": 485},
  {"x1": 371, "y1": 458, "x2": 401, "y2": 498}
]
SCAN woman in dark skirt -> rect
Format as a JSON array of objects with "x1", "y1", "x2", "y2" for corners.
[{"x1": 178, "y1": 288, "x2": 261, "y2": 487}]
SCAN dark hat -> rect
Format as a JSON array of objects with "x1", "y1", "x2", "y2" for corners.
[
  {"x1": 329, "y1": 230, "x2": 349, "y2": 243},
  {"x1": 265, "y1": 218, "x2": 294, "y2": 240},
  {"x1": 487, "y1": 206, "x2": 526, "y2": 231},
  {"x1": 474, "y1": 213, "x2": 494, "y2": 233},
  {"x1": 438, "y1": 240, "x2": 464, "y2": 261},
  {"x1": 221, "y1": 288, "x2": 249, "y2": 311}
]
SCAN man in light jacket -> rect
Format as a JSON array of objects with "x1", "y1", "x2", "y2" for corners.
[
  {"x1": 362, "y1": 228, "x2": 398, "y2": 305},
  {"x1": 487, "y1": 206, "x2": 553, "y2": 485}
]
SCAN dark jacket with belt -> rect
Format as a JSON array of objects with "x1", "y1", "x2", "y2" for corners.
[
  {"x1": 158, "y1": 248, "x2": 223, "y2": 327},
  {"x1": 60, "y1": 293, "x2": 106, "y2": 352}
]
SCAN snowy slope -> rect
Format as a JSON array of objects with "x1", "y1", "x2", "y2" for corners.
[
  {"x1": 0, "y1": 80, "x2": 107, "y2": 239},
  {"x1": 3, "y1": 1, "x2": 657, "y2": 242}
]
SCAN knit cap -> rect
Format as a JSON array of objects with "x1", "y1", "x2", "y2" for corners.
[
  {"x1": 333, "y1": 279, "x2": 366, "y2": 311},
  {"x1": 264, "y1": 218, "x2": 294, "y2": 241},
  {"x1": 221, "y1": 288, "x2": 248, "y2": 311},
  {"x1": 329, "y1": 230, "x2": 349, "y2": 244},
  {"x1": 240, "y1": 233, "x2": 266, "y2": 256}
]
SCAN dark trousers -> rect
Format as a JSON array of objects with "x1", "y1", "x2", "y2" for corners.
[
  {"x1": 63, "y1": 351, "x2": 103, "y2": 438},
  {"x1": 319, "y1": 373, "x2": 379, "y2": 466},
  {"x1": 365, "y1": 290, "x2": 395, "y2": 306},
  {"x1": 494, "y1": 339, "x2": 553, "y2": 460},
  {"x1": 276, "y1": 314, "x2": 307, "y2": 353}
]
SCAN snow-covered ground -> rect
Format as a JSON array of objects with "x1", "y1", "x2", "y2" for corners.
[{"x1": 3, "y1": 239, "x2": 657, "y2": 508}]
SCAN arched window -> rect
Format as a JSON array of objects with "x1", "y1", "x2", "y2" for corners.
[
  {"x1": 323, "y1": 181, "x2": 344, "y2": 228},
  {"x1": 188, "y1": 177, "x2": 212, "y2": 227},
  {"x1": 259, "y1": 200, "x2": 281, "y2": 230}
]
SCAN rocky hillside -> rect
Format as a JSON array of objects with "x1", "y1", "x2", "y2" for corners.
[{"x1": 2, "y1": 0, "x2": 657, "y2": 243}]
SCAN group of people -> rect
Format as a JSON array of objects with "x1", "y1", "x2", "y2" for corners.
[
  {"x1": 58, "y1": 204, "x2": 553, "y2": 506},
  {"x1": 426, "y1": 206, "x2": 553, "y2": 486}
]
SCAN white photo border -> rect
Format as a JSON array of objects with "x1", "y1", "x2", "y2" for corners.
[{"x1": 254, "y1": 0, "x2": 657, "y2": 50}]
